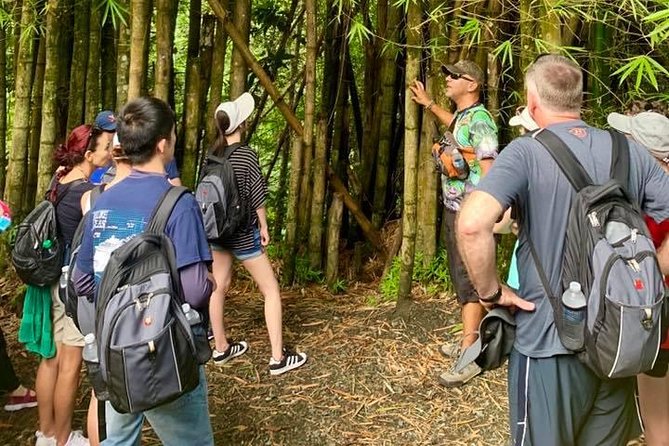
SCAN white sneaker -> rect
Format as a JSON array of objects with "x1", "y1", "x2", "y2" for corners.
[
  {"x1": 269, "y1": 348, "x2": 307, "y2": 375},
  {"x1": 35, "y1": 431, "x2": 56, "y2": 446},
  {"x1": 64, "y1": 430, "x2": 89, "y2": 446}
]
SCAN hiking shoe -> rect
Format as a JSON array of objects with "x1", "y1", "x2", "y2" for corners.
[
  {"x1": 4, "y1": 389, "x2": 38, "y2": 411},
  {"x1": 438, "y1": 362, "x2": 482, "y2": 387},
  {"x1": 212, "y1": 340, "x2": 249, "y2": 365},
  {"x1": 439, "y1": 342, "x2": 460, "y2": 359},
  {"x1": 35, "y1": 431, "x2": 56, "y2": 446},
  {"x1": 269, "y1": 348, "x2": 307, "y2": 375},
  {"x1": 64, "y1": 431, "x2": 89, "y2": 446}
]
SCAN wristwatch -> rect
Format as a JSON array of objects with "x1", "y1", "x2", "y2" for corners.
[{"x1": 479, "y1": 286, "x2": 502, "y2": 304}]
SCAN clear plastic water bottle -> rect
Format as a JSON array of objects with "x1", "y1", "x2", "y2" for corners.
[
  {"x1": 451, "y1": 148, "x2": 469, "y2": 179},
  {"x1": 82, "y1": 333, "x2": 109, "y2": 400},
  {"x1": 83, "y1": 333, "x2": 98, "y2": 363},
  {"x1": 561, "y1": 281, "x2": 587, "y2": 351},
  {"x1": 59, "y1": 265, "x2": 69, "y2": 289},
  {"x1": 182, "y1": 303, "x2": 211, "y2": 364},
  {"x1": 182, "y1": 303, "x2": 201, "y2": 325}
]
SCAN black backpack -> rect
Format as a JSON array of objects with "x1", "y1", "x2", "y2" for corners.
[
  {"x1": 195, "y1": 143, "x2": 250, "y2": 241},
  {"x1": 63, "y1": 184, "x2": 105, "y2": 334},
  {"x1": 92, "y1": 186, "x2": 210, "y2": 414},
  {"x1": 528, "y1": 129, "x2": 667, "y2": 379},
  {"x1": 11, "y1": 180, "x2": 83, "y2": 287}
]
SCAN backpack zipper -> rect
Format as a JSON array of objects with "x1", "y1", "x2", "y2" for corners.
[{"x1": 600, "y1": 250, "x2": 658, "y2": 305}]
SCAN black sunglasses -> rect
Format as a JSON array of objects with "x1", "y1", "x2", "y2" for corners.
[
  {"x1": 448, "y1": 72, "x2": 476, "y2": 82},
  {"x1": 87, "y1": 125, "x2": 111, "y2": 152}
]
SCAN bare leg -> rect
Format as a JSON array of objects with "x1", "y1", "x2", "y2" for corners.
[
  {"x1": 242, "y1": 253, "x2": 283, "y2": 360},
  {"x1": 36, "y1": 353, "x2": 60, "y2": 438},
  {"x1": 53, "y1": 344, "x2": 82, "y2": 445},
  {"x1": 209, "y1": 249, "x2": 235, "y2": 353},
  {"x1": 87, "y1": 392, "x2": 99, "y2": 446},
  {"x1": 638, "y1": 372, "x2": 669, "y2": 446},
  {"x1": 461, "y1": 302, "x2": 486, "y2": 348}
]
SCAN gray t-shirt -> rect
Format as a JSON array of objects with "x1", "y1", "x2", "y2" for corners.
[{"x1": 478, "y1": 120, "x2": 669, "y2": 358}]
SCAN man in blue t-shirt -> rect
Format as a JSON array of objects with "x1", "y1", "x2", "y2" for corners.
[
  {"x1": 73, "y1": 97, "x2": 214, "y2": 445},
  {"x1": 457, "y1": 55, "x2": 669, "y2": 445}
]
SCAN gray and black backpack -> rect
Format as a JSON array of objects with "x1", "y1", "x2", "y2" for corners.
[
  {"x1": 528, "y1": 128, "x2": 668, "y2": 379},
  {"x1": 92, "y1": 186, "x2": 210, "y2": 414},
  {"x1": 195, "y1": 143, "x2": 250, "y2": 242}
]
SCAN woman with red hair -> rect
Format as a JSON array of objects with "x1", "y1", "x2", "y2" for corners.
[{"x1": 35, "y1": 124, "x2": 111, "y2": 446}]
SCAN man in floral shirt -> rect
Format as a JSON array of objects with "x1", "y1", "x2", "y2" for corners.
[{"x1": 410, "y1": 60, "x2": 498, "y2": 386}]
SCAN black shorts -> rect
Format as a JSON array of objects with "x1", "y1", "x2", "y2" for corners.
[{"x1": 443, "y1": 209, "x2": 479, "y2": 304}]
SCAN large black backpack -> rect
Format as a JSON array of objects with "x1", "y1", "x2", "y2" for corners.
[
  {"x1": 64, "y1": 184, "x2": 105, "y2": 334},
  {"x1": 195, "y1": 143, "x2": 250, "y2": 241},
  {"x1": 92, "y1": 186, "x2": 210, "y2": 414},
  {"x1": 528, "y1": 129, "x2": 667, "y2": 379},
  {"x1": 11, "y1": 180, "x2": 83, "y2": 287}
]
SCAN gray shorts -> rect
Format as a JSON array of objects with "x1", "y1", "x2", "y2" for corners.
[{"x1": 508, "y1": 349, "x2": 640, "y2": 446}]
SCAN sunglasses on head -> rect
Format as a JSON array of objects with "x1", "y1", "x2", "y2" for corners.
[
  {"x1": 448, "y1": 72, "x2": 475, "y2": 82},
  {"x1": 87, "y1": 125, "x2": 111, "y2": 152}
]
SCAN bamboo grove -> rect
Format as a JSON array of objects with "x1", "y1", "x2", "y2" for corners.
[{"x1": 0, "y1": 0, "x2": 668, "y2": 303}]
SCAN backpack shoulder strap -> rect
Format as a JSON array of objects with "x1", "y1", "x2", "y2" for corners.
[
  {"x1": 146, "y1": 186, "x2": 189, "y2": 234},
  {"x1": 88, "y1": 184, "x2": 105, "y2": 209},
  {"x1": 530, "y1": 128, "x2": 593, "y2": 191},
  {"x1": 608, "y1": 129, "x2": 630, "y2": 189}
]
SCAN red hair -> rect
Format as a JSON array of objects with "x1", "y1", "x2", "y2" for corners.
[{"x1": 49, "y1": 125, "x2": 96, "y2": 201}]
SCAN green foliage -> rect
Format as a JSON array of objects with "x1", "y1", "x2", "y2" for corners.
[
  {"x1": 294, "y1": 256, "x2": 324, "y2": 285},
  {"x1": 612, "y1": 55, "x2": 669, "y2": 91},
  {"x1": 644, "y1": 4, "x2": 669, "y2": 47},
  {"x1": 347, "y1": 19, "x2": 373, "y2": 45},
  {"x1": 379, "y1": 250, "x2": 452, "y2": 302},
  {"x1": 97, "y1": 0, "x2": 129, "y2": 28},
  {"x1": 328, "y1": 278, "x2": 347, "y2": 294},
  {"x1": 457, "y1": 17, "x2": 481, "y2": 48}
]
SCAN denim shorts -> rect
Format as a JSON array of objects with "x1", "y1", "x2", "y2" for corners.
[{"x1": 211, "y1": 228, "x2": 263, "y2": 261}]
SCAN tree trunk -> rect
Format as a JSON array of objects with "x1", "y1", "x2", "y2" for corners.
[
  {"x1": 416, "y1": 1, "x2": 443, "y2": 265},
  {"x1": 182, "y1": 61, "x2": 201, "y2": 188},
  {"x1": 5, "y1": 0, "x2": 36, "y2": 212},
  {"x1": 283, "y1": 135, "x2": 303, "y2": 285},
  {"x1": 198, "y1": 14, "x2": 216, "y2": 136},
  {"x1": 298, "y1": 4, "x2": 315, "y2": 243},
  {"x1": 154, "y1": 0, "x2": 178, "y2": 102},
  {"x1": 325, "y1": 193, "x2": 344, "y2": 289},
  {"x1": 127, "y1": 0, "x2": 151, "y2": 100},
  {"x1": 204, "y1": 18, "x2": 228, "y2": 148},
  {"x1": 85, "y1": 0, "x2": 102, "y2": 121},
  {"x1": 67, "y1": 0, "x2": 89, "y2": 131},
  {"x1": 177, "y1": 0, "x2": 200, "y2": 166},
  {"x1": 228, "y1": 0, "x2": 250, "y2": 98},
  {"x1": 398, "y1": 0, "x2": 422, "y2": 302},
  {"x1": 371, "y1": 2, "x2": 400, "y2": 229},
  {"x1": 209, "y1": 1, "x2": 386, "y2": 254},
  {"x1": 0, "y1": 19, "x2": 7, "y2": 197},
  {"x1": 116, "y1": 0, "x2": 131, "y2": 106},
  {"x1": 101, "y1": 18, "x2": 116, "y2": 110},
  {"x1": 308, "y1": 117, "x2": 326, "y2": 269},
  {"x1": 539, "y1": 0, "x2": 562, "y2": 49},
  {"x1": 272, "y1": 131, "x2": 290, "y2": 241},
  {"x1": 12, "y1": 0, "x2": 22, "y2": 82},
  {"x1": 25, "y1": 36, "x2": 45, "y2": 214},
  {"x1": 37, "y1": 0, "x2": 64, "y2": 202},
  {"x1": 519, "y1": 0, "x2": 535, "y2": 71}
]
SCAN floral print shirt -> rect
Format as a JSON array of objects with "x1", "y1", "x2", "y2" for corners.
[{"x1": 441, "y1": 103, "x2": 498, "y2": 211}]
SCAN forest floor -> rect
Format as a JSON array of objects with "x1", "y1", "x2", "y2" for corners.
[{"x1": 0, "y1": 274, "x2": 648, "y2": 446}]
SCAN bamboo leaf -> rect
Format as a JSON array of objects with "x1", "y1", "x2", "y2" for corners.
[
  {"x1": 492, "y1": 39, "x2": 514, "y2": 68},
  {"x1": 347, "y1": 18, "x2": 373, "y2": 44}
]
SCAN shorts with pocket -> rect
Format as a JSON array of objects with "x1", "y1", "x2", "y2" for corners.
[
  {"x1": 211, "y1": 228, "x2": 263, "y2": 261},
  {"x1": 50, "y1": 284, "x2": 85, "y2": 347}
]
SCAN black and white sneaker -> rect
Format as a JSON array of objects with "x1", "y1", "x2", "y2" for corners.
[
  {"x1": 269, "y1": 347, "x2": 307, "y2": 375},
  {"x1": 212, "y1": 340, "x2": 249, "y2": 365}
]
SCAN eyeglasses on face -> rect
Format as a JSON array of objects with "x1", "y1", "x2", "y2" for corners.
[{"x1": 448, "y1": 72, "x2": 476, "y2": 82}]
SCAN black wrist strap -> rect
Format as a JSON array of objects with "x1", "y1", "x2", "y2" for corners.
[{"x1": 479, "y1": 286, "x2": 502, "y2": 303}]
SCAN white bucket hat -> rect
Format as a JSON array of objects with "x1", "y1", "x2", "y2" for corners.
[
  {"x1": 509, "y1": 106, "x2": 539, "y2": 131},
  {"x1": 214, "y1": 92, "x2": 255, "y2": 135}
]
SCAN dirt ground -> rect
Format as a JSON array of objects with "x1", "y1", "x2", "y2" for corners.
[{"x1": 0, "y1": 278, "x2": 647, "y2": 446}]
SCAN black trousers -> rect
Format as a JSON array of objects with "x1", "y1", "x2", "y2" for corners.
[{"x1": 0, "y1": 327, "x2": 20, "y2": 393}]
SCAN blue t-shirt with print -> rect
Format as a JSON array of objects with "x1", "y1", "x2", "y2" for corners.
[{"x1": 77, "y1": 170, "x2": 211, "y2": 283}]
